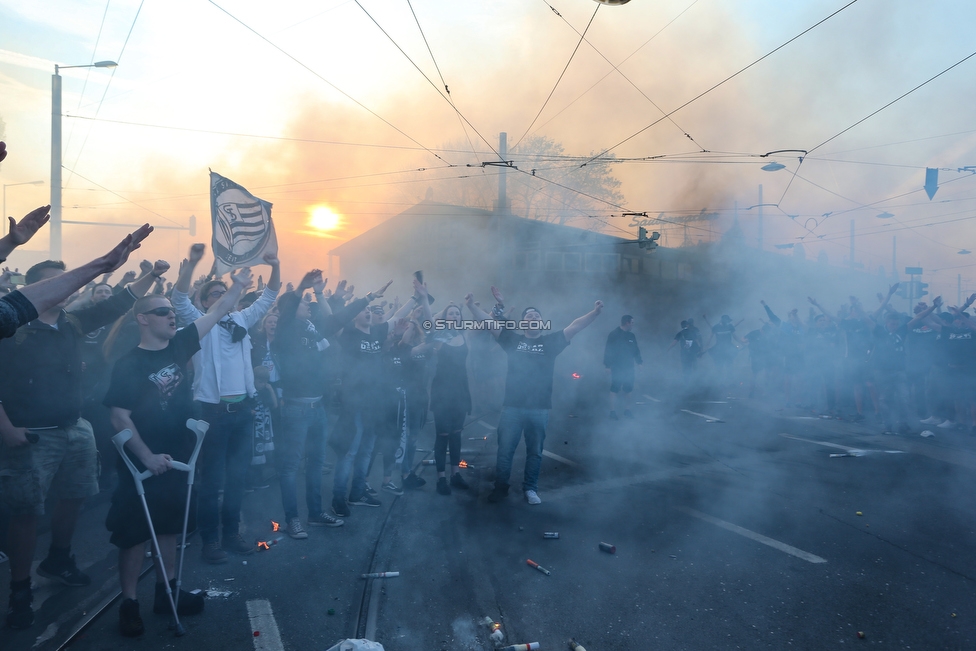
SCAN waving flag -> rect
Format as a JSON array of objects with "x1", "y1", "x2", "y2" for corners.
[{"x1": 210, "y1": 171, "x2": 278, "y2": 275}]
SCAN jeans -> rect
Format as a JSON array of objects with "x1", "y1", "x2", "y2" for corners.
[
  {"x1": 197, "y1": 406, "x2": 253, "y2": 543},
  {"x1": 275, "y1": 401, "x2": 328, "y2": 521},
  {"x1": 494, "y1": 407, "x2": 549, "y2": 493},
  {"x1": 873, "y1": 370, "x2": 910, "y2": 430},
  {"x1": 332, "y1": 407, "x2": 377, "y2": 502}
]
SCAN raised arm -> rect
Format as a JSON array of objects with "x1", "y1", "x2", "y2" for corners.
[
  {"x1": 0, "y1": 206, "x2": 50, "y2": 263},
  {"x1": 126, "y1": 260, "x2": 170, "y2": 299},
  {"x1": 15, "y1": 224, "x2": 152, "y2": 319},
  {"x1": 808, "y1": 296, "x2": 831, "y2": 320},
  {"x1": 871, "y1": 283, "x2": 899, "y2": 323},
  {"x1": 760, "y1": 300, "x2": 781, "y2": 326},
  {"x1": 907, "y1": 295, "x2": 943, "y2": 329},
  {"x1": 174, "y1": 243, "x2": 205, "y2": 295},
  {"x1": 563, "y1": 300, "x2": 604, "y2": 342},
  {"x1": 193, "y1": 268, "x2": 252, "y2": 339},
  {"x1": 411, "y1": 277, "x2": 433, "y2": 324}
]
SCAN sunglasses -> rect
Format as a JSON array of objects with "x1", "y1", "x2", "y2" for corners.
[
  {"x1": 207, "y1": 289, "x2": 227, "y2": 300},
  {"x1": 141, "y1": 306, "x2": 175, "y2": 317}
]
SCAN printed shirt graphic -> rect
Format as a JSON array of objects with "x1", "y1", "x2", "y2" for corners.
[
  {"x1": 147, "y1": 363, "x2": 184, "y2": 411},
  {"x1": 210, "y1": 172, "x2": 278, "y2": 275},
  {"x1": 498, "y1": 329, "x2": 570, "y2": 410},
  {"x1": 103, "y1": 325, "x2": 201, "y2": 458},
  {"x1": 338, "y1": 322, "x2": 391, "y2": 402}
]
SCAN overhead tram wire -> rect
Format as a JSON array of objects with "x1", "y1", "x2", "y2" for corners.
[
  {"x1": 66, "y1": 0, "x2": 146, "y2": 186},
  {"x1": 206, "y1": 0, "x2": 450, "y2": 165},
  {"x1": 512, "y1": 3, "x2": 600, "y2": 150},
  {"x1": 62, "y1": 166, "x2": 184, "y2": 227},
  {"x1": 352, "y1": 0, "x2": 499, "y2": 159},
  {"x1": 580, "y1": 0, "x2": 860, "y2": 167},
  {"x1": 404, "y1": 0, "x2": 494, "y2": 198},
  {"x1": 806, "y1": 49, "x2": 976, "y2": 154},
  {"x1": 530, "y1": 0, "x2": 700, "y2": 138},
  {"x1": 538, "y1": 0, "x2": 706, "y2": 152},
  {"x1": 65, "y1": 0, "x2": 112, "y2": 155}
]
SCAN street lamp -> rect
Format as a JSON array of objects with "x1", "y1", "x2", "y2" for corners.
[
  {"x1": 51, "y1": 60, "x2": 117, "y2": 260},
  {"x1": 3, "y1": 180, "x2": 45, "y2": 236}
]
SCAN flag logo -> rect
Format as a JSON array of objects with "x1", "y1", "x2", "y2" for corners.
[{"x1": 210, "y1": 172, "x2": 277, "y2": 275}]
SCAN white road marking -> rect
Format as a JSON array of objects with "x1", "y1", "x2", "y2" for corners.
[
  {"x1": 247, "y1": 599, "x2": 284, "y2": 651},
  {"x1": 543, "y1": 450, "x2": 580, "y2": 467},
  {"x1": 680, "y1": 408, "x2": 725, "y2": 423},
  {"x1": 479, "y1": 422, "x2": 496, "y2": 431},
  {"x1": 544, "y1": 460, "x2": 728, "y2": 503},
  {"x1": 779, "y1": 433, "x2": 905, "y2": 455},
  {"x1": 642, "y1": 394, "x2": 661, "y2": 403},
  {"x1": 675, "y1": 506, "x2": 827, "y2": 564}
]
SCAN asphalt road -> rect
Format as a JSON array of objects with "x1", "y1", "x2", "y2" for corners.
[{"x1": 5, "y1": 385, "x2": 976, "y2": 651}]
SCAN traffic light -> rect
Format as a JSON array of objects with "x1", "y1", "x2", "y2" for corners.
[
  {"x1": 916, "y1": 281, "x2": 929, "y2": 298},
  {"x1": 189, "y1": 214, "x2": 196, "y2": 237}
]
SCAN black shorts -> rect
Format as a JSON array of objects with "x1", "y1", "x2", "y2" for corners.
[
  {"x1": 609, "y1": 368, "x2": 634, "y2": 394},
  {"x1": 106, "y1": 465, "x2": 194, "y2": 550}
]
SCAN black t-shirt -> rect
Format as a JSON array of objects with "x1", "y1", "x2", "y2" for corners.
[
  {"x1": 498, "y1": 329, "x2": 570, "y2": 409},
  {"x1": 712, "y1": 322, "x2": 735, "y2": 347},
  {"x1": 338, "y1": 322, "x2": 390, "y2": 403},
  {"x1": 938, "y1": 326, "x2": 976, "y2": 369},
  {"x1": 906, "y1": 323, "x2": 939, "y2": 369},
  {"x1": 807, "y1": 324, "x2": 841, "y2": 361},
  {"x1": 674, "y1": 327, "x2": 701, "y2": 361},
  {"x1": 840, "y1": 318, "x2": 872, "y2": 363},
  {"x1": 103, "y1": 325, "x2": 201, "y2": 465},
  {"x1": 390, "y1": 341, "x2": 430, "y2": 405},
  {"x1": 871, "y1": 324, "x2": 907, "y2": 372}
]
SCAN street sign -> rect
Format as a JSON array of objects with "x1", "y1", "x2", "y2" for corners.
[{"x1": 905, "y1": 266, "x2": 923, "y2": 275}]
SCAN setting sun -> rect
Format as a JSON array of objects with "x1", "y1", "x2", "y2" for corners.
[{"x1": 308, "y1": 206, "x2": 342, "y2": 232}]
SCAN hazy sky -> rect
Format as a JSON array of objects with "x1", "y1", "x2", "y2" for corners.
[{"x1": 2, "y1": 0, "x2": 975, "y2": 297}]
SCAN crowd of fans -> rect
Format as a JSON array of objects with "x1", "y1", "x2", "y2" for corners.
[
  {"x1": 668, "y1": 284, "x2": 976, "y2": 438},
  {"x1": 0, "y1": 148, "x2": 604, "y2": 636}
]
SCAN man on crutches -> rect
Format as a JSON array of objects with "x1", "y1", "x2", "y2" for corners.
[{"x1": 104, "y1": 267, "x2": 252, "y2": 637}]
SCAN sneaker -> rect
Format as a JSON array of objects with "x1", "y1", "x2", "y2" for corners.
[
  {"x1": 222, "y1": 533, "x2": 255, "y2": 555},
  {"x1": 153, "y1": 579, "x2": 204, "y2": 616},
  {"x1": 308, "y1": 512, "x2": 344, "y2": 527},
  {"x1": 332, "y1": 498, "x2": 351, "y2": 518},
  {"x1": 364, "y1": 483, "x2": 378, "y2": 496},
  {"x1": 486, "y1": 483, "x2": 509, "y2": 503},
  {"x1": 450, "y1": 473, "x2": 469, "y2": 490},
  {"x1": 349, "y1": 493, "x2": 381, "y2": 507},
  {"x1": 436, "y1": 477, "x2": 452, "y2": 495},
  {"x1": 286, "y1": 517, "x2": 308, "y2": 539},
  {"x1": 381, "y1": 481, "x2": 404, "y2": 496},
  {"x1": 37, "y1": 553, "x2": 91, "y2": 587},
  {"x1": 201, "y1": 541, "x2": 229, "y2": 564},
  {"x1": 5, "y1": 584, "x2": 33, "y2": 630},
  {"x1": 623, "y1": 409, "x2": 634, "y2": 419},
  {"x1": 525, "y1": 490, "x2": 542, "y2": 505},
  {"x1": 402, "y1": 473, "x2": 426, "y2": 489},
  {"x1": 609, "y1": 410, "x2": 619, "y2": 421},
  {"x1": 920, "y1": 416, "x2": 941, "y2": 425},
  {"x1": 937, "y1": 420, "x2": 956, "y2": 429},
  {"x1": 119, "y1": 598, "x2": 143, "y2": 637}
]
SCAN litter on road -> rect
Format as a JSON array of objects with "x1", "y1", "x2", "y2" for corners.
[
  {"x1": 599, "y1": 542, "x2": 616, "y2": 554},
  {"x1": 526, "y1": 559, "x2": 551, "y2": 575},
  {"x1": 569, "y1": 639, "x2": 588, "y2": 651},
  {"x1": 543, "y1": 532, "x2": 560, "y2": 539},
  {"x1": 921, "y1": 431, "x2": 935, "y2": 438},
  {"x1": 499, "y1": 644, "x2": 540, "y2": 651},
  {"x1": 361, "y1": 571, "x2": 400, "y2": 579}
]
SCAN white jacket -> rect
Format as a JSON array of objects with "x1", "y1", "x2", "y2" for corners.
[{"x1": 171, "y1": 285, "x2": 278, "y2": 404}]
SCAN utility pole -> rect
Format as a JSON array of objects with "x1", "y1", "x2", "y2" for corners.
[
  {"x1": 51, "y1": 67, "x2": 62, "y2": 260},
  {"x1": 757, "y1": 184, "x2": 763, "y2": 251},
  {"x1": 959, "y1": 274, "x2": 963, "y2": 306},
  {"x1": 495, "y1": 132, "x2": 509, "y2": 214},
  {"x1": 892, "y1": 236, "x2": 897, "y2": 280},
  {"x1": 849, "y1": 220, "x2": 855, "y2": 268}
]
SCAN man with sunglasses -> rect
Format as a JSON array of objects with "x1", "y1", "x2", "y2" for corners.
[
  {"x1": 0, "y1": 234, "x2": 163, "y2": 630},
  {"x1": 104, "y1": 268, "x2": 252, "y2": 636},
  {"x1": 172, "y1": 244, "x2": 280, "y2": 564}
]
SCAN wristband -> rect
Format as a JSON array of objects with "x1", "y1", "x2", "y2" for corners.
[
  {"x1": 366, "y1": 292, "x2": 374, "y2": 302},
  {"x1": 491, "y1": 304, "x2": 505, "y2": 319}
]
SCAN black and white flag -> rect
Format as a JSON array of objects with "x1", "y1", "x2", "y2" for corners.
[{"x1": 210, "y1": 171, "x2": 278, "y2": 275}]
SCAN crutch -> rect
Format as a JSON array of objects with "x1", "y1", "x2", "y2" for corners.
[
  {"x1": 112, "y1": 428, "x2": 202, "y2": 637},
  {"x1": 174, "y1": 419, "x2": 209, "y2": 613}
]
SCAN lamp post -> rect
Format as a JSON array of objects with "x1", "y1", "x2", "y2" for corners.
[
  {"x1": 51, "y1": 60, "x2": 117, "y2": 260},
  {"x1": 3, "y1": 180, "x2": 45, "y2": 236}
]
